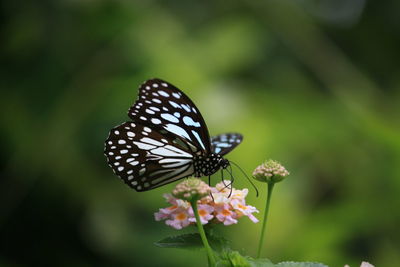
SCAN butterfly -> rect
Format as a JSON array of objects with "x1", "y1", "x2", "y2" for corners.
[{"x1": 104, "y1": 78, "x2": 243, "y2": 191}]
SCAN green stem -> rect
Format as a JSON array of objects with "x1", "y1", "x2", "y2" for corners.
[
  {"x1": 191, "y1": 199, "x2": 216, "y2": 266},
  {"x1": 257, "y1": 182, "x2": 275, "y2": 258}
]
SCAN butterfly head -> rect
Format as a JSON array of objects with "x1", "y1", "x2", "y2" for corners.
[
  {"x1": 220, "y1": 157, "x2": 230, "y2": 169},
  {"x1": 211, "y1": 153, "x2": 230, "y2": 170}
]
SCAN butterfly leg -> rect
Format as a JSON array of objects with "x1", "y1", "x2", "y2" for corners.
[
  {"x1": 208, "y1": 175, "x2": 215, "y2": 201},
  {"x1": 227, "y1": 165, "x2": 234, "y2": 198},
  {"x1": 220, "y1": 169, "x2": 230, "y2": 191},
  {"x1": 221, "y1": 169, "x2": 226, "y2": 186}
]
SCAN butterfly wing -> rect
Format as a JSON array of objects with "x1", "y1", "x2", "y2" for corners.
[
  {"x1": 128, "y1": 78, "x2": 211, "y2": 154},
  {"x1": 104, "y1": 122, "x2": 195, "y2": 191},
  {"x1": 211, "y1": 133, "x2": 243, "y2": 155}
]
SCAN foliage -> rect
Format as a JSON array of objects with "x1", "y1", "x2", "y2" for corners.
[
  {"x1": 156, "y1": 232, "x2": 328, "y2": 267},
  {"x1": 1, "y1": 0, "x2": 399, "y2": 266}
]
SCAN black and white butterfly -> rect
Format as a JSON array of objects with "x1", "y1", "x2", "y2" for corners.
[{"x1": 104, "y1": 78, "x2": 243, "y2": 192}]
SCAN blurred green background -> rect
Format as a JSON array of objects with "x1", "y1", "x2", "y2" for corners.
[{"x1": 1, "y1": 0, "x2": 399, "y2": 266}]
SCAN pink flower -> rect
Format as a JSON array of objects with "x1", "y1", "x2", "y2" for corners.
[
  {"x1": 360, "y1": 262, "x2": 374, "y2": 267},
  {"x1": 231, "y1": 199, "x2": 259, "y2": 223},
  {"x1": 154, "y1": 205, "x2": 179, "y2": 221},
  {"x1": 189, "y1": 204, "x2": 214, "y2": 224},
  {"x1": 165, "y1": 209, "x2": 193, "y2": 230},
  {"x1": 344, "y1": 262, "x2": 374, "y2": 267},
  {"x1": 231, "y1": 188, "x2": 249, "y2": 200},
  {"x1": 154, "y1": 194, "x2": 192, "y2": 221},
  {"x1": 215, "y1": 204, "x2": 238, "y2": 225},
  {"x1": 155, "y1": 180, "x2": 259, "y2": 229}
]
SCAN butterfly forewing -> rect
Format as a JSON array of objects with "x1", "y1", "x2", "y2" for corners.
[
  {"x1": 211, "y1": 133, "x2": 243, "y2": 155},
  {"x1": 105, "y1": 122, "x2": 195, "y2": 191},
  {"x1": 128, "y1": 79, "x2": 211, "y2": 154}
]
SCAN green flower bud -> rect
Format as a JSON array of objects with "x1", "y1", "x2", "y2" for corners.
[
  {"x1": 253, "y1": 160, "x2": 289, "y2": 183},
  {"x1": 172, "y1": 178, "x2": 210, "y2": 202}
]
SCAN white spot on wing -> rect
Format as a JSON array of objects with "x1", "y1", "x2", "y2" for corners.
[
  {"x1": 141, "y1": 137, "x2": 164, "y2": 146},
  {"x1": 151, "y1": 146, "x2": 192, "y2": 158},
  {"x1": 164, "y1": 124, "x2": 191, "y2": 141},
  {"x1": 183, "y1": 116, "x2": 201, "y2": 127},
  {"x1": 133, "y1": 141, "x2": 156, "y2": 150},
  {"x1": 161, "y1": 113, "x2": 179, "y2": 123},
  {"x1": 192, "y1": 130, "x2": 205, "y2": 150},
  {"x1": 169, "y1": 101, "x2": 181, "y2": 109},
  {"x1": 150, "y1": 106, "x2": 160, "y2": 111},
  {"x1": 158, "y1": 90, "x2": 169, "y2": 97},
  {"x1": 160, "y1": 158, "x2": 191, "y2": 168},
  {"x1": 181, "y1": 104, "x2": 191, "y2": 112},
  {"x1": 151, "y1": 118, "x2": 161, "y2": 124}
]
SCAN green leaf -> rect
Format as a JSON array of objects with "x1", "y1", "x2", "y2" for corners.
[
  {"x1": 207, "y1": 230, "x2": 231, "y2": 252},
  {"x1": 216, "y1": 259, "x2": 233, "y2": 267},
  {"x1": 228, "y1": 250, "x2": 251, "y2": 267},
  {"x1": 216, "y1": 249, "x2": 274, "y2": 267},
  {"x1": 276, "y1": 262, "x2": 329, "y2": 267},
  {"x1": 154, "y1": 233, "x2": 203, "y2": 249}
]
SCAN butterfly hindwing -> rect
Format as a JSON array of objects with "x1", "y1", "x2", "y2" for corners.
[
  {"x1": 211, "y1": 133, "x2": 243, "y2": 155},
  {"x1": 104, "y1": 122, "x2": 195, "y2": 191},
  {"x1": 128, "y1": 78, "x2": 211, "y2": 154}
]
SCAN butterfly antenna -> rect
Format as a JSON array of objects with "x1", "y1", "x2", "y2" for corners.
[{"x1": 229, "y1": 161, "x2": 259, "y2": 197}]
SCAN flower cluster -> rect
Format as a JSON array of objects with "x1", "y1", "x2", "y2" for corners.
[
  {"x1": 345, "y1": 262, "x2": 374, "y2": 267},
  {"x1": 253, "y1": 159, "x2": 290, "y2": 183},
  {"x1": 172, "y1": 178, "x2": 210, "y2": 202},
  {"x1": 154, "y1": 180, "x2": 259, "y2": 230}
]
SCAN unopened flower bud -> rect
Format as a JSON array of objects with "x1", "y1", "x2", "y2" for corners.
[
  {"x1": 253, "y1": 160, "x2": 289, "y2": 183},
  {"x1": 172, "y1": 178, "x2": 211, "y2": 202}
]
